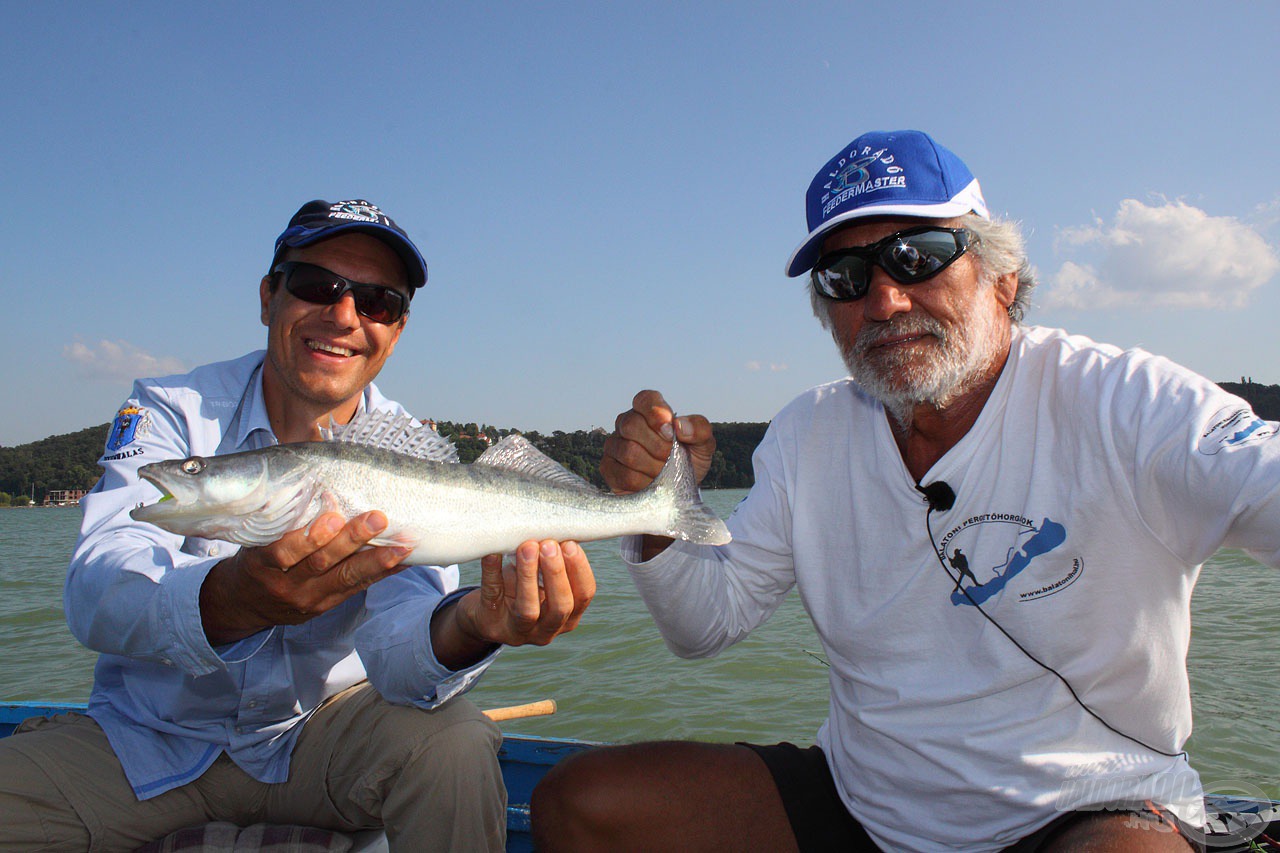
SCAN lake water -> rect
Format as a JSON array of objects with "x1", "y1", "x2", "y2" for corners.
[{"x1": 2, "y1": 495, "x2": 1278, "y2": 799}]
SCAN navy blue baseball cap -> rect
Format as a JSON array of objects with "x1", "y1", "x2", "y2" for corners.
[
  {"x1": 272, "y1": 199, "x2": 428, "y2": 290},
  {"x1": 785, "y1": 130, "x2": 989, "y2": 277}
]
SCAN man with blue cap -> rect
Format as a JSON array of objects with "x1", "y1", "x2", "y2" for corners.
[
  {"x1": 533, "y1": 132, "x2": 1280, "y2": 850},
  {"x1": 0, "y1": 199, "x2": 597, "y2": 851}
]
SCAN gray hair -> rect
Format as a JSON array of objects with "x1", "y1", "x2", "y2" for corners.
[{"x1": 809, "y1": 213, "x2": 1039, "y2": 328}]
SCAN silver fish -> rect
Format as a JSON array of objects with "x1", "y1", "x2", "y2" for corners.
[{"x1": 130, "y1": 410, "x2": 730, "y2": 564}]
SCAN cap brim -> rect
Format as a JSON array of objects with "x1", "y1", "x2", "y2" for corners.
[
  {"x1": 280, "y1": 222, "x2": 428, "y2": 289},
  {"x1": 784, "y1": 181, "x2": 989, "y2": 277}
]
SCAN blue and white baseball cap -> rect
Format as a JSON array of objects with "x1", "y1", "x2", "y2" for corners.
[
  {"x1": 273, "y1": 199, "x2": 428, "y2": 290},
  {"x1": 785, "y1": 130, "x2": 989, "y2": 277}
]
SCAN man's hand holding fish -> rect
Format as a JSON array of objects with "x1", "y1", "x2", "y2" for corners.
[
  {"x1": 198, "y1": 509, "x2": 413, "y2": 644},
  {"x1": 434, "y1": 539, "x2": 596, "y2": 670}
]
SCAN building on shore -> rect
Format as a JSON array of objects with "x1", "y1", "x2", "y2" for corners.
[{"x1": 44, "y1": 489, "x2": 90, "y2": 507}]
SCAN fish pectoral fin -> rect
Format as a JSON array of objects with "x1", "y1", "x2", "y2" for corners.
[
  {"x1": 369, "y1": 531, "x2": 418, "y2": 549},
  {"x1": 319, "y1": 490, "x2": 343, "y2": 516}
]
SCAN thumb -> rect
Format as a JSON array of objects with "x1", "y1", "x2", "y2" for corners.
[{"x1": 479, "y1": 553, "x2": 505, "y2": 613}]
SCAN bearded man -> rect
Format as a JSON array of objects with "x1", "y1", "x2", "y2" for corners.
[{"x1": 530, "y1": 131, "x2": 1280, "y2": 852}]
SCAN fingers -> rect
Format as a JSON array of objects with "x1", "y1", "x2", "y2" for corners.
[
  {"x1": 301, "y1": 511, "x2": 388, "y2": 575},
  {"x1": 221, "y1": 511, "x2": 410, "y2": 629},
  {"x1": 632, "y1": 391, "x2": 709, "y2": 449},
  {"x1": 479, "y1": 553, "x2": 505, "y2": 613},
  {"x1": 559, "y1": 540, "x2": 596, "y2": 632},
  {"x1": 602, "y1": 390, "x2": 717, "y2": 493},
  {"x1": 470, "y1": 540, "x2": 596, "y2": 648},
  {"x1": 511, "y1": 541, "x2": 544, "y2": 632},
  {"x1": 601, "y1": 391, "x2": 671, "y2": 493}
]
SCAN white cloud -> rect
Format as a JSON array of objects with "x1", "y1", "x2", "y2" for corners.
[
  {"x1": 1045, "y1": 199, "x2": 1280, "y2": 310},
  {"x1": 745, "y1": 361, "x2": 789, "y2": 373},
  {"x1": 1253, "y1": 196, "x2": 1280, "y2": 233},
  {"x1": 64, "y1": 340, "x2": 186, "y2": 383}
]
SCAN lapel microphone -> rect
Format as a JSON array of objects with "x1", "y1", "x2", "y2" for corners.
[{"x1": 916, "y1": 481, "x2": 956, "y2": 512}]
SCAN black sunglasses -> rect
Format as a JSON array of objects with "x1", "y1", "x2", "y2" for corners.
[
  {"x1": 810, "y1": 226, "x2": 977, "y2": 301},
  {"x1": 273, "y1": 262, "x2": 410, "y2": 324}
]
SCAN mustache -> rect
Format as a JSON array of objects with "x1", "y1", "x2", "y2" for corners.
[{"x1": 853, "y1": 315, "x2": 947, "y2": 351}]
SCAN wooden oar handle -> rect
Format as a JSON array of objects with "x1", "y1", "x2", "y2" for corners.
[{"x1": 482, "y1": 699, "x2": 557, "y2": 722}]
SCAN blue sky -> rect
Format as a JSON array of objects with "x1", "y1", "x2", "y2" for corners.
[{"x1": 4, "y1": 2, "x2": 1278, "y2": 445}]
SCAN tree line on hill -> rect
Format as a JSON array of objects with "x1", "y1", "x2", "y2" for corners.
[{"x1": 4, "y1": 379, "x2": 1279, "y2": 505}]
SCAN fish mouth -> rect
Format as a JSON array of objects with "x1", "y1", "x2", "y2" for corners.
[
  {"x1": 137, "y1": 466, "x2": 172, "y2": 497},
  {"x1": 133, "y1": 464, "x2": 195, "y2": 518}
]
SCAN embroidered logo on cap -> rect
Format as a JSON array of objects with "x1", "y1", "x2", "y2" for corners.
[
  {"x1": 328, "y1": 201, "x2": 386, "y2": 224},
  {"x1": 821, "y1": 145, "x2": 908, "y2": 217}
]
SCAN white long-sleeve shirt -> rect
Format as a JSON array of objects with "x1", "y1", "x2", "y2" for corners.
[{"x1": 624, "y1": 326, "x2": 1280, "y2": 851}]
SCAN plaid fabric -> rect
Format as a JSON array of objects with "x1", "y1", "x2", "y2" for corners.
[{"x1": 134, "y1": 822, "x2": 354, "y2": 853}]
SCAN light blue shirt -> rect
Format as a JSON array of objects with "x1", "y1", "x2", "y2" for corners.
[{"x1": 66, "y1": 350, "x2": 496, "y2": 799}]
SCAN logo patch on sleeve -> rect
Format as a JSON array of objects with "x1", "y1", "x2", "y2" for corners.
[
  {"x1": 106, "y1": 405, "x2": 153, "y2": 452},
  {"x1": 1198, "y1": 406, "x2": 1277, "y2": 455}
]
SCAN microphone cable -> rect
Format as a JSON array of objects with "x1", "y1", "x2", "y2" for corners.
[{"x1": 921, "y1": 488, "x2": 1187, "y2": 761}]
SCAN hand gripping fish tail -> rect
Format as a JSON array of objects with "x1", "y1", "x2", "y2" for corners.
[{"x1": 649, "y1": 436, "x2": 731, "y2": 546}]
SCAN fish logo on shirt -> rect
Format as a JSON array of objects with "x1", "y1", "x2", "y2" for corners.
[
  {"x1": 1198, "y1": 405, "x2": 1277, "y2": 456},
  {"x1": 936, "y1": 513, "x2": 1080, "y2": 606}
]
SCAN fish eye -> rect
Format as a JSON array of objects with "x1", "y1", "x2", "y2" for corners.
[{"x1": 181, "y1": 457, "x2": 205, "y2": 475}]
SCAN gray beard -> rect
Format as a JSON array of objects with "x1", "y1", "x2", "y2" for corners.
[{"x1": 838, "y1": 306, "x2": 1005, "y2": 428}]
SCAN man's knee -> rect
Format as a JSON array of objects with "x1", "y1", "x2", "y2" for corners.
[
  {"x1": 377, "y1": 697, "x2": 500, "y2": 762},
  {"x1": 358, "y1": 699, "x2": 506, "y2": 849},
  {"x1": 531, "y1": 746, "x2": 648, "y2": 850},
  {"x1": 355, "y1": 698, "x2": 503, "y2": 802},
  {"x1": 1044, "y1": 808, "x2": 1201, "y2": 852},
  {"x1": 532, "y1": 741, "x2": 799, "y2": 853},
  {"x1": 0, "y1": 726, "x2": 93, "y2": 850}
]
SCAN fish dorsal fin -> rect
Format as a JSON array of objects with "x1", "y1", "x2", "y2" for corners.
[
  {"x1": 474, "y1": 435, "x2": 598, "y2": 493},
  {"x1": 325, "y1": 410, "x2": 459, "y2": 463}
]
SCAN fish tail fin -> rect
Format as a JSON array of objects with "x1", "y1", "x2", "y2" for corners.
[{"x1": 649, "y1": 438, "x2": 731, "y2": 545}]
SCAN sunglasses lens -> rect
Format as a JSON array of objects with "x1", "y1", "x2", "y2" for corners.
[
  {"x1": 281, "y1": 263, "x2": 407, "y2": 323},
  {"x1": 882, "y1": 231, "x2": 963, "y2": 281},
  {"x1": 811, "y1": 257, "x2": 869, "y2": 300},
  {"x1": 351, "y1": 287, "x2": 406, "y2": 324},
  {"x1": 811, "y1": 228, "x2": 970, "y2": 300},
  {"x1": 284, "y1": 265, "x2": 345, "y2": 304}
]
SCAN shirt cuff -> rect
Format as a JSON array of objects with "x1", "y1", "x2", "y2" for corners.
[
  {"x1": 416, "y1": 587, "x2": 501, "y2": 708},
  {"x1": 620, "y1": 535, "x2": 694, "y2": 574},
  {"x1": 156, "y1": 555, "x2": 231, "y2": 676}
]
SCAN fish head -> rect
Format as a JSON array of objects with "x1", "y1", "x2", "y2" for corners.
[{"x1": 131, "y1": 451, "x2": 275, "y2": 537}]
